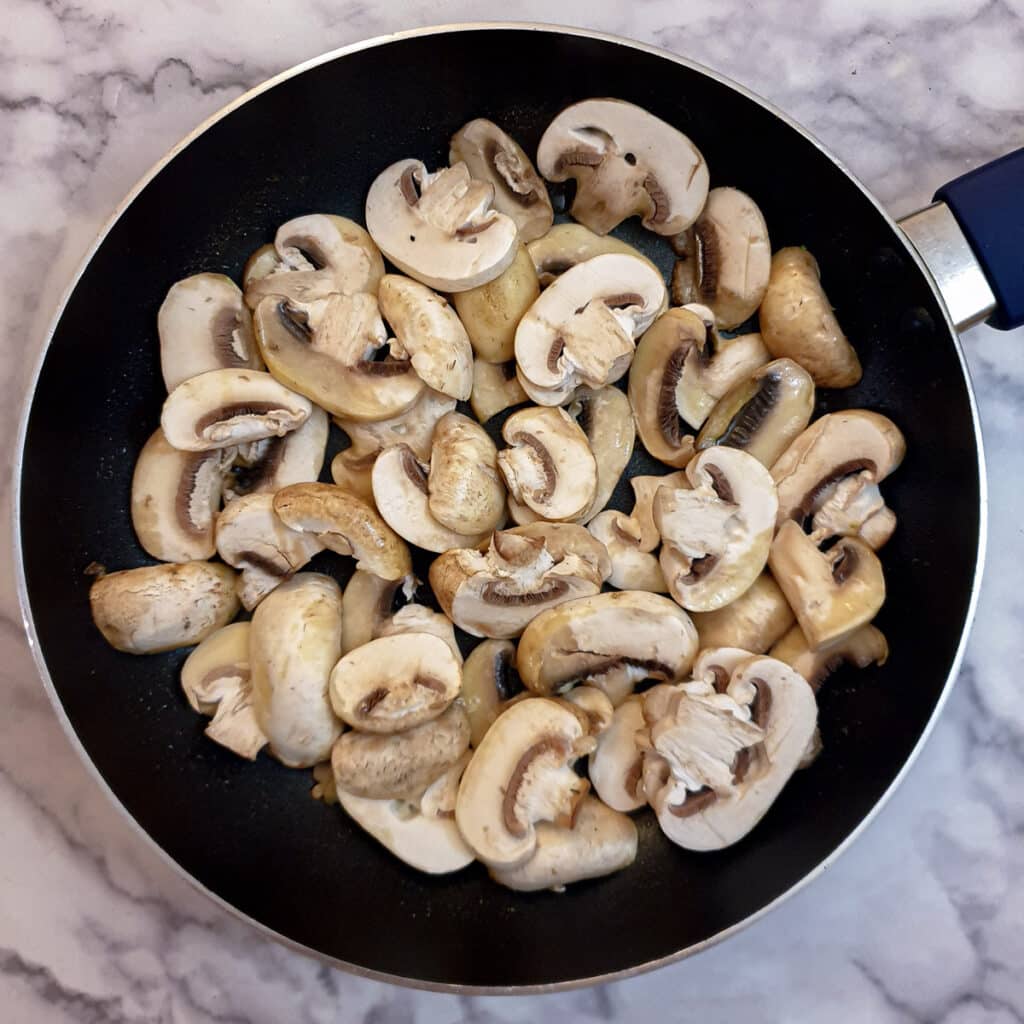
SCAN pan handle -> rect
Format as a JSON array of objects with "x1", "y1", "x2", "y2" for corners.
[{"x1": 899, "y1": 146, "x2": 1024, "y2": 332}]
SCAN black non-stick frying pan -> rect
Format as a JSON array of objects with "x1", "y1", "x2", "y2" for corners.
[{"x1": 15, "y1": 24, "x2": 1024, "y2": 993}]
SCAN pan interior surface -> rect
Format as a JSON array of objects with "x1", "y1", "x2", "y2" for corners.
[{"x1": 19, "y1": 28, "x2": 981, "y2": 989}]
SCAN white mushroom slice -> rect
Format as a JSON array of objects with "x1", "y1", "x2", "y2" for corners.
[
  {"x1": 249, "y1": 573, "x2": 343, "y2": 768},
  {"x1": 215, "y1": 493, "x2": 324, "y2": 610},
  {"x1": 689, "y1": 571, "x2": 794, "y2": 654},
  {"x1": 430, "y1": 524, "x2": 610, "y2": 639},
  {"x1": 180, "y1": 622, "x2": 266, "y2": 760},
  {"x1": 514, "y1": 254, "x2": 665, "y2": 405},
  {"x1": 376, "y1": 604, "x2": 462, "y2": 664},
  {"x1": 563, "y1": 686, "x2": 615, "y2": 736},
  {"x1": 159, "y1": 273, "x2": 263, "y2": 391},
  {"x1": 90, "y1": 561, "x2": 239, "y2": 655},
  {"x1": 490, "y1": 795, "x2": 637, "y2": 892},
  {"x1": 670, "y1": 188, "x2": 771, "y2": 329},
  {"x1": 692, "y1": 647, "x2": 757, "y2": 693},
  {"x1": 161, "y1": 368, "x2": 312, "y2": 452},
  {"x1": 517, "y1": 591, "x2": 699, "y2": 703},
  {"x1": 455, "y1": 697, "x2": 592, "y2": 867},
  {"x1": 537, "y1": 99, "x2": 709, "y2": 236},
  {"x1": 224, "y1": 405, "x2": 328, "y2": 503},
  {"x1": 332, "y1": 702, "x2": 471, "y2": 800},
  {"x1": 498, "y1": 407, "x2": 597, "y2": 522},
  {"x1": 759, "y1": 247, "x2": 862, "y2": 388},
  {"x1": 655, "y1": 448, "x2": 778, "y2": 612},
  {"x1": 769, "y1": 521, "x2": 886, "y2": 650},
  {"x1": 587, "y1": 512, "x2": 666, "y2": 592},
  {"x1": 272, "y1": 483, "x2": 412, "y2": 582},
  {"x1": 371, "y1": 444, "x2": 490, "y2": 554},
  {"x1": 130, "y1": 428, "x2": 232, "y2": 563},
  {"x1": 589, "y1": 697, "x2": 647, "y2": 812},
  {"x1": 527, "y1": 222, "x2": 662, "y2": 288},
  {"x1": 462, "y1": 639, "x2": 520, "y2": 747},
  {"x1": 642, "y1": 657, "x2": 817, "y2": 851},
  {"x1": 329, "y1": 633, "x2": 461, "y2": 734},
  {"x1": 243, "y1": 243, "x2": 278, "y2": 291},
  {"x1": 243, "y1": 214, "x2": 385, "y2": 308},
  {"x1": 470, "y1": 359, "x2": 528, "y2": 423},
  {"x1": 770, "y1": 622, "x2": 889, "y2": 692},
  {"x1": 427, "y1": 413, "x2": 505, "y2": 535},
  {"x1": 340, "y1": 570, "x2": 400, "y2": 655},
  {"x1": 365, "y1": 159, "x2": 518, "y2": 292},
  {"x1": 450, "y1": 119, "x2": 553, "y2": 243},
  {"x1": 571, "y1": 387, "x2": 636, "y2": 523},
  {"x1": 628, "y1": 471, "x2": 690, "y2": 550}
]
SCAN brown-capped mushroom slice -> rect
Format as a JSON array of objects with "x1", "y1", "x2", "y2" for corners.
[
  {"x1": 760, "y1": 247, "x2": 862, "y2": 388},
  {"x1": 655, "y1": 448, "x2": 778, "y2": 613},
  {"x1": 340, "y1": 570, "x2": 400, "y2": 655},
  {"x1": 689, "y1": 571, "x2": 794, "y2": 654},
  {"x1": 498, "y1": 406, "x2": 598, "y2": 522},
  {"x1": 90, "y1": 561, "x2": 239, "y2": 654},
  {"x1": 771, "y1": 410, "x2": 907, "y2": 550},
  {"x1": 249, "y1": 573, "x2": 343, "y2": 768},
  {"x1": 365, "y1": 159, "x2": 518, "y2": 292},
  {"x1": 161, "y1": 368, "x2": 312, "y2": 452},
  {"x1": 273, "y1": 482, "x2": 412, "y2": 582},
  {"x1": 589, "y1": 697, "x2": 648, "y2": 812},
  {"x1": 253, "y1": 292, "x2": 424, "y2": 422},
  {"x1": 536, "y1": 98, "x2": 709, "y2": 236},
  {"x1": 462, "y1": 639, "x2": 521, "y2": 746},
  {"x1": 243, "y1": 214, "x2": 385, "y2": 308},
  {"x1": 427, "y1": 412, "x2": 505, "y2": 535},
  {"x1": 670, "y1": 187, "x2": 771, "y2": 329},
  {"x1": 215, "y1": 493, "x2": 324, "y2": 610},
  {"x1": 769, "y1": 520, "x2": 885, "y2": 650},
  {"x1": 470, "y1": 359, "x2": 528, "y2": 423},
  {"x1": 450, "y1": 119, "x2": 553, "y2": 243},
  {"x1": 180, "y1": 621, "x2": 266, "y2": 760},
  {"x1": 695, "y1": 358, "x2": 815, "y2": 468},
  {"x1": 562, "y1": 686, "x2": 615, "y2": 736},
  {"x1": 376, "y1": 604, "x2": 463, "y2": 664},
  {"x1": 490, "y1": 795, "x2": 637, "y2": 892},
  {"x1": 159, "y1": 273, "x2": 263, "y2": 391},
  {"x1": 517, "y1": 591, "x2": 699, "y2": 705},
  {"x1": 454, "y1": 697, "x2": 592, "y2": 867},
  {"x1": 587, "y1": 512, "x2": 666, "y2": 592},
  {"x1": 429, "y1": 524, "x2": 609, "y2": 639},
  {"x1": 770, "y1": 622, "x2": 889, "y2": 692},
  {"x1": 527, "y1": 222, "x2": 662, "y2": 288},
  {"x1": 571, "y1": 387, "x2": 636, "y2": 523},
  {"x1": 332, "y1": 702, "x2": 471, "y2": 800},
  {"x1": 514, "y1": 253, "x2": 666, "y2": 405}
]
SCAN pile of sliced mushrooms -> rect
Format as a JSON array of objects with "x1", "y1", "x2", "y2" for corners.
[{"x1": 91, "y1": 99, "x2": 904, "y2": 891}]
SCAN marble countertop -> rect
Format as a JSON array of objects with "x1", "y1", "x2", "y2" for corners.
[{"x1": 3, "y1": 1, "x2": 1024, "y2": 1021}]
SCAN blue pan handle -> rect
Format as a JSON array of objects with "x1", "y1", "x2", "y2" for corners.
[{"x1": 934, "y1": 147, "x2": 1024, "y2": 330}]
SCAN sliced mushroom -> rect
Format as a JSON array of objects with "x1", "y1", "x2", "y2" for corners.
[
  {"x1": 161, "y1": 368, "x2": 312, "y2": 451},
  {"x1": 689, "y1": 571, "x2": 794, "y2": 654},
  {"x1": 655, "y1": 448, "x2": 778, "y2": 612},
  {"x1": 249, "y1": 573, "x2": 343, "y2": 768},
  {"x1": 215, "y1": 493, "x2": 324, "y2": 610},
  {"x1": 768, "y1": 520, "x2": 885, "y2": 650},
  {"x1": 771, "y1": 410, "x2": 906, "y2": 550},
  {"x1": 589, "y1": 697, "x2": 648, "y2": 812},
  {"x1": 517, "y1": 591, "x2": 699, "y2": 704},
  {"x1": 462, "y1": 639, "x2": 521, "y2": 747},
  {"x1": 454, "y1": 697, "x2": 593, "y2": 867},
  {"x1": 159, "y1": 273, "x2": 263, "y2": 391},
  {"x1": 450, "y1": 119, "x2": 553, "y2": 243},
  {"x1": 430, "y1": 524, "x2": 609, "y2": 639},
  {"x1": 587, "y1": 512, "x2": 665, "y2": 592},
  {"x1": 670, "y1": 187, "x2": 771, "y2": 329},
  {"x1": 770, "y1": 622, "x2": 889, "y2": 692},
  {"x1": 490, "y1": 795, "x2": 637, "y2": 892},
  {"x1": 759, "y1": 247, "x2": 862, "y2": 388},
  {"x1": 272, "y1": 482, "x2": 412, "y2": 581},
  {"x1": 695, "y1": 358, "x2": 815, "y2": 468},
  {"x1": 691, "y1": 646, "x2": 756, "y2": 692},
  {"x1": 498, "y1": 406, "x2": 598, "y2": 522},
  {"x1": 628, "y1": 471, "x2": 690, "y2": 550},
  {"x1": 90, "y1": 561, "x2": 239, "y2": 655},
  {"x1": 252, "y1": 292, "x2": 424, "y2": 422},
  {"x1": 514, "y1": 253, "x2": 666, "y2": 405},
  {"x1": 243, "y1": 214, "x2": 385, "y2": 308},
  {"x1": 131, "y1": 428, "x2": 232, "y2": 563},
  {"x1": 563, "y1": 686, "x2": 615, "y2": 736},
  {"x1": 536, "y1": 98, "x2": 709, "y2": 236},
  {"x1": 470, "y1": 359, "x2": 528, "y2": 423},
  {"x1": 571, "y1": 387, "x2": 636, "y2": 523},
  {"x1": 527, "y1": 222, "x2": 662, "y2": 288},
  {"x1": 332, "y1": 702, "x2": 471, "y2": 800},
  {"x1": 340, "y1": 570, "x2": 400, "y2": 655},
  {"x1": 364, "y1": 159, "x2": 518, "y2": 292},
  {"x1": 376, "y1": 604, "x2": 463, "y2": 664}
]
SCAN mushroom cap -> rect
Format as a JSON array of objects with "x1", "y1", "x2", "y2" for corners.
[
  {"x1": 587, "y1": 511, "x2": 667, "y2": 592},
  {"x1": 527, "y1": 222, "x2": 662, "y2": 288},
  {"x1": 770, "y1": 622, "x2": 889, "y2": 692},
  {"x1": 454, "y1": 697, "x2": 592, "y2": 867},
  {"x1": 159, "y1": 273, "x2": 263, "y2": 392},
  {"x1": 90, "y1": 561, "x2": 239, "y2": 655},
  {"x1": 589, "y1": 697, "x2": 648, "y2": 812},
  {"x1": 498, "y1": 406, "x2": 598, "y2": 522},
  {"x1": 376, "y1": 604, "x2": 463, "y2": 664},
  {"x1": 517, "y1": 590, "x2": 699, "y2": 701},
  {"x1": 249, "y1": 572, "x2": 343, "y2": 768},
  {"x1": 655, "y1": 447, "x2": 779, "y2": 612},
  {"x1": 689, "y1": 571, "x2": 795, "y2": 654},
  {"x1": 537, "y1": 98, "x2": 709, "y2": 236},
  {"x1": 470, "y1": 359, "x2": 528, "y2": 424},
  {"x1": 571, "y1": 386, "x2": 636, "y2": 524},
  {"x1": 364, "y1": 159, "x2": 518, "y2": 292},
  {"x1": 449, "y1": 119, "x2": 553, "y2": 243},
  {"x1": 339, "y1": 570, "x2": 400, "y2": 655},
  {"x1": 462, "y1": 639, "x2": 520, "y2": 747}
]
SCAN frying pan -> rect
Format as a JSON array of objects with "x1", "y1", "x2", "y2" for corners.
[{"x1": 14, "y1": 23, "x2": 1024, "y2": 993}]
